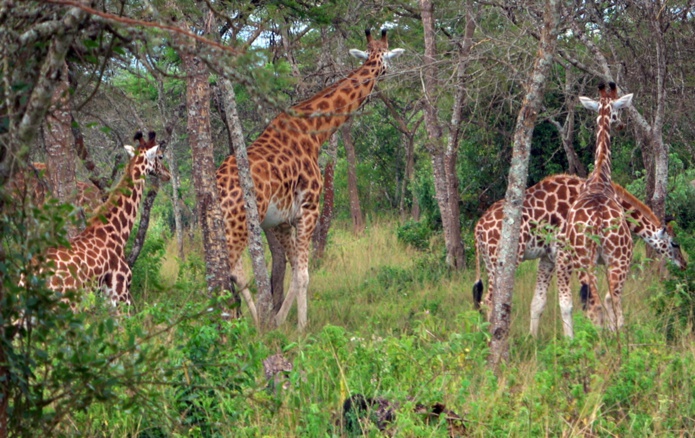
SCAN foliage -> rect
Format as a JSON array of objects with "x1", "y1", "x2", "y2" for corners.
[
  {"x1": 0, "y1": 196, "x2": 167, "y2": 436},
  {"x1": 396, "y1": 219, "x2": 433, "y2": 251},
  {"x1": 626, "y1": 155, "x2": 695, "y2": 231},
  {"x1": 652, "y1": 229, "x2": 695, "y2": 340}
]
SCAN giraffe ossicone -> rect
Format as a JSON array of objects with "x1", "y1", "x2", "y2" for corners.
[
  {"x1": 43, "y1": 131, "x2": 171, "y2": 310},
  {"x1": 555, "y1": 82, "x2": 634, "y2": 337},
  {"x1": 217, "y1": 29, "x2": 403, "y2": 331}
]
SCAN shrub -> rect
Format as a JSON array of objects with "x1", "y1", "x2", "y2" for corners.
[
  {"x1": 652, "y1": 229, "x2": 695, "y2": 340},
  {"x1": 396, "y1": 220, "x2": 433, "y2": 251}
]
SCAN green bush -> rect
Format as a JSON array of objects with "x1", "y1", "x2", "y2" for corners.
[
  {"x1": 0, "y1": 194, "x2": 169, "y2": 436},
  {"x1": 652, "y1": 230, "x2": 695, "y2": 340},
  {"x1": 626, "y1": 154, "x2": 695, "y2": 231},
  {"x1": 396, "y1": 219, "x2": 433, "y2": 251}
]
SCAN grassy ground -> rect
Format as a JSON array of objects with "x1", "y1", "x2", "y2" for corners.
[{"x1": 57, "y1": 219, "x2": 694, "y2": 437}]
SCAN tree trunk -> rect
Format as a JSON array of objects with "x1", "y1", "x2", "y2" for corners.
[
  {"x1": 126, "y1": 178, "x2": 160, "y2": 268},
  {"x1": 180, "y1": 35, "x2": 238, "y2": 316},
  {"x1": 419, "y1": 0, "x2": 469, "y2": 269},
  {"x1": 167, "y1": 144, "x2": 186, "y2": 261},
  {"x1": 341, "y1": 123, "x2": 365, "y2": 234},
  {"x1": 313, "y1": 132, "x2": 338, "y2": 259},
  {"x1": 552, "y1": 68, "x2": 586, "y2": 177},
  {"x1": 44, "y1": 61, "x2": 78, "y2": 236},
  {"x1": 266, "y1": 229, "x2": 287, "y2": 313},
  {"x1": 489, "y1": 0, "x2": 561, "y2": 368},
  {"x1": 220, "y1": 77, "x2": 274, "y2": 328}
]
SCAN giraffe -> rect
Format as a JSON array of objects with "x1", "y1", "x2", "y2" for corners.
[
  {"x1": 7, "y1": 162, "x2": 102, "y2": 211},
  {"x1": 472, "y1": 173, "x2": 687, "y2": 336},
  {"x1": 43, "y1": 131, "x2": 171, "y2": 307},
  {"x1": 553, "y1": 82, "x2": 634, "y2": 337},
  {"x1": 216, "y1": 29, "x2": 403, "y2": 330}
]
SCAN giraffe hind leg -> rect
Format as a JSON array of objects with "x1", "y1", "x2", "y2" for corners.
[{"x1": 530, "y1": 257, "x2": 554, "y2": 337}]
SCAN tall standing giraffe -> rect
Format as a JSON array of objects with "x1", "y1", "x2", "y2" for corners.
[
  {"x1": 216, "y1": 29, "x2": 404, "y2": 330},
  {"x1": 555, "y1": 82, "x2": 634, "y2": 337},
  {"x1": 44, "y1": 132, "x2": 171, "y2": 307},
  {"x1": 472, "y1": 174, "x2": 687, "y2": 336}
]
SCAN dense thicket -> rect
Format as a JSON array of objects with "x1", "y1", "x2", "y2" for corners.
[{"x1": 2, "y1": 0, "x2": 695, "y2": 435}]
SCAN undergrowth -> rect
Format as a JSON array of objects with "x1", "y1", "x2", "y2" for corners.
[{"x1": 8, "y1": 217, "x2": 695, "y2": 437}]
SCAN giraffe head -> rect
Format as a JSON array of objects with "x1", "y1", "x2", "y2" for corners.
[
  {"x1": 579, "y1": 82, "x2": 633, "y2": 130},
  {"x1": 348, "y1": 29, "x2": 404, "y2": 75},
  {"x1": 650, "y1": 222, "x2": 688, "y2": 270},
  {"x1": 124, "y1": 131, "x2": 171, "y2": 182}
]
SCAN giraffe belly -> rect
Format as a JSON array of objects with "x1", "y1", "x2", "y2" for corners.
[{"x1": 261, "y1": 200, "x2": 294, "y2": 229}]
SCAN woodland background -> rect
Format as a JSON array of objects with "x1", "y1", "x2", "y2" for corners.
[{"x1": 2, "y1": 0, "x2": 695, "y2": 436}]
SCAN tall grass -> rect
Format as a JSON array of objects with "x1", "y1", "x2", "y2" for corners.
[{"x1": 59, "y1": 219, "x2": 694, "y2": 437}]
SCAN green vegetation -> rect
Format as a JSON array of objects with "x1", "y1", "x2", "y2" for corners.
[{"x1": 6, "y1": 202, "x2": 693, "y2": 436}]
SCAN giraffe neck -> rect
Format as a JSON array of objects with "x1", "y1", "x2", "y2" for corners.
[
  {"x1": 585, "y1": 104, "x2": 613, "y2": 190},
  {"x1": 615, "y1": 185, "x2": 663, "y2": 244},
  {"x1": 283, "y1": 58, "x2": 383, "y2": 158},
  {"x1": 86, "y1": 157, "x2": 147, "y2": 253}
]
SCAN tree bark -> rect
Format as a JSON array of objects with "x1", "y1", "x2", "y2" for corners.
[
  {"x1": 313, "y1": 132, "x2": 338, "y2": 259},
  {"x1": 44, "y1": 61, "x2": 78, "y2": 236},
  {"x1": 419, "y1": 0, "x2": 471, "y2": 269},
  {"x1": 126, "y1": 178, "x2": 160, "y2": 268},
  {"x1": 378, "y1": 93, "x2": 422, "y2": 221},
  {"x1": 266, "y1": 229, "x2": 287, "y2": 313},
  {"x1": 341, "y1": 123, "x2": 365, "y2": 234},
  {"x1": 1, "y1": 6, "x2": 85, "y2": 187},
  {"x1": 550, "y1": 67, "x2": 586, "y2": 177},
  {"x1": 167, "y1": 144, "x2": 186, "y2": 261},
  {"x1": 489, "y1": 0, "x2": 561, "y2": 368},
  {"x1": 179, "y1": 28, "x2": 238, "y2": 316},
  {"x1": 220, "y1": 77, "x2": 274, "y2": 328}
]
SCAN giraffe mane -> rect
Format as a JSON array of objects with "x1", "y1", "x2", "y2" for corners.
[
  {"x1": 86, "y1": 155, "x2": 139, "y2": 226},
  {"x1": 613, "y1": 184, "x2": 662, "y2": 227}
]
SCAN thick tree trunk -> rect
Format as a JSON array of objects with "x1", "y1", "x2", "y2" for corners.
[
  {"x1": 220, "y1": 77, "x2": 274, "y2": 328},
  {"x1": 341, "y1": 123, "x2": 364, "y2": 234},
  {"x1": 489, "y1": 0, "x2": 560, "y2": 368},
  {"x1": 44, "y1": 62, "x2": 78, "y2": 236},
  {"x1": 313, "y1": 132, "x2": 338, "y2": 259},
  {"x1": 180, "y1": 41, "x2": 238, "y2": 316}
]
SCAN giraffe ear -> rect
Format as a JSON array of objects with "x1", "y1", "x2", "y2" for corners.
[
  {"x1": 124, "y1": 145, "x2": 136, "y2": 157},
  {"x1": 349, "y1": 49, "x2": 369, "y2": 60},
  {"x1": 579, "y1": 96, "x2": 600, "y2": 112},
  {"x1": 658, "y1": 227, "x2": 668, "y2": 239},
  {"x1": 612, "y1": 93, "x2": 633, "y2": 110},
  {"x1": 384, "y1": 48, "x2": 405, "y2": 60},
  {"x1": 145, "y1": 145, "x2": 159, "y2": 161}
]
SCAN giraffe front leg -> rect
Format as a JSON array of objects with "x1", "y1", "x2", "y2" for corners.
[
  {"x1": 276, "y1": 209, "x2": 318, "y2": 331},
  {"x1": 530, "y1": 257, "x2": 554, "y2": 337},
  {"x1": 103, "y1": 257, "x2": 133, "y2": 314},
  {"x1": 230, "y1": 258, "x2": 259, "y2": 324}
]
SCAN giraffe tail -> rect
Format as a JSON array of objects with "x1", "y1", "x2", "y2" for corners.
[
  {"x1": 580, "y1": 283, "x2": 590, "y2": 311},
  {"x1": 472, "y1": 238, "x2": 484, "y2": 311}
]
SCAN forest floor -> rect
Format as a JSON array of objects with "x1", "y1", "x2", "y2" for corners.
[{"x1": 65, "y1": 219, "x2": 694, "y2": 437}]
